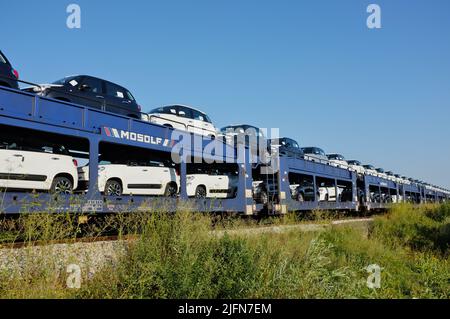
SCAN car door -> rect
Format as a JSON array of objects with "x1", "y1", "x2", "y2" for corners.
[
  {"x1": 0, "y1": 144, "x2": 29, "y2": 189},
  {"x1": 214, "y1": 172, "x2": 230, "y2": 198},
  {"x1": 77, "y1": 76, "x2": 105, "y2": 110},
  {"x1": 104, "y1": 81, "x2": 132, "y2": 117},
  {"x1": 0, "y1": 145, "x2": 52, "y2": 191},
  {"x1": 122, "y1": 161, "x2": 152, "y2": 195}
]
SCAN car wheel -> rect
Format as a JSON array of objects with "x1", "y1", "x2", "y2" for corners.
[
  {"x1": 260, "y1": 190, "x2": 269, "y2": 205},
  {"x1": 164, "y1": 183, "x2": 178, "y2": 198},
  {"x1": 50, "y1": 176, "x2": 73, "y2": 195},
  {"x1": 195, "y1": 186, "x2": 207, "y2": 199},
  {"x1": 105, "y1": 180, "x2": 123, "y2": 196}
]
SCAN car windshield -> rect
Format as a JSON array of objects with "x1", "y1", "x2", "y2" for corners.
[
  {"x1": 203, "y1": 113, "x2": 212, "y2": 123},
  {"x1": 126, "y1": 90, "x2": 135, "y2": 101},
  {"x1": 0, "y1": 52, "x2": 6, "y2": 64},
  {"x1": 364, "y1": 165, "x2": 375, "y2": 169},
  {"x1": 349, "y1": 160, "x2": 361, "y2": 165},
  {"x1": 328, "y1": 154, "x2": 344, "y2": 160},
  {"x1": 149, "y1": 107, "x2": 164, "y2": 114},
  {"x1": 303, "y1": 148, "x2": 324, "y2": 155}
]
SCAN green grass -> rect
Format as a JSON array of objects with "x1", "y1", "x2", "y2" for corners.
[{"x1": 0, "y1": 203, "x2": 448, "y2": 299}]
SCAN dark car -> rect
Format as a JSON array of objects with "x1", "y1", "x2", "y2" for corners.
[
  {"x1": 268, "y1": 137, "x2": 304, "y2": 159},
  {"x1": 290, "y1": 179, "x2": 317, "y2": 202},
  {"x1": 25, "y1": 75, "x2": 141, "y2": 118},
  {"x1": 0, "y1": 50, "x2": 19, "y2": 89},
  {"x1": 220, "y1": 124, "x2": 268, "y2": 156}
]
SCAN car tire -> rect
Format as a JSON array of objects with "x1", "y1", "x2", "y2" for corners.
[
  {"x1": 105, "y1": 179, "x2": 123, "y2": 196},
  {"x1": 50, "y1": 176, "x2": 73, "y2": 195},
  {"x1": 260, "y1": 190, "x2": 269, "y2": 205},
  {"x1": 195, "y1": 186, "x2": 207, "y2": 199},
  {"x1": 164, "y1": 183, "x2": 178, "y2": 198}
]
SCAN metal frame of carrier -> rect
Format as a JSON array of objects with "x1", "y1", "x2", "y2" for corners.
[{"x1": 0, "y1": 86, "x2": 449, "y2": 215}]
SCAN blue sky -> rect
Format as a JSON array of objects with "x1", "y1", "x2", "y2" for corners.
[{"x1": 2, "y1": 0, "x2": 450, "y2": 188}]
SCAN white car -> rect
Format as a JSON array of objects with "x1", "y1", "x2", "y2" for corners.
[
  {"x1": 375, "y1": 168, "x2": 389, "y2": 180},
  {"x1": 347, "y1": 160, "x2": 366, "y2": 175},
  {"x1": 318, "y1": 185, "x2": 344, "y2": 201},
  {"x1": 78, "y1": 160, "x2": 179, "y2": 196},
  {"x1": 363, "y1": 164, "x2": 378, "y2": 176},
  {"x1": 327, "y1": 154, "x2": 349, "y2": 169},
  {"x1": 143, "y1": 105, "x2": 218, "y2": 138},
  {"x1": 301, "y1": 147, "x2": 329, "y2": 164},
  {"x1": 0, "y1": 141, "x2": 78, "y2": 194},
  {"x1": 187, "y1": 168, "x2": 238, "y2": 199}
]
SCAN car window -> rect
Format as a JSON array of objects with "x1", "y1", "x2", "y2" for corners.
[
  {"x1": 81, "y1": 77, "x2": 102, "y2": 94},
  {"x1": 192, "y1": 109, "x2": 205, "y2": 121},
  {"x1": 126, "y1": 90, "x2": 135, "y2": 101},
  {"x1": 192, "y1": 109, "x2": 211, "y2": 122},
  {"x1": 148, "y1": 160, "x2": 165, "y2": 167},
  {"x1": 105, "y1": 82, "x2": 126, "y2": 99},
  {"x1": 165, "y1": 107, "x2": 177, "y2": 115},
  {"x1": 53, "y1": 76, "x2": 78, "y2": 86},
  {"x1": 176, "y1": 106, "x2": 193, "y2": 118}
]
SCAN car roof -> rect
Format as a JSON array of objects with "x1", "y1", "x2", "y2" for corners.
[
  {"x1": 221, "y1": 124, "x2": 261, "y2": 130},
  {"x1": 65, "y1": 75, "x2": 128, "y2": 89},
  {"x1": 162, "y1": 104, "x2": 208, "y2": 115},
  {"x1": 270, "y1": 137, "x2": 298, "y2": 142}
]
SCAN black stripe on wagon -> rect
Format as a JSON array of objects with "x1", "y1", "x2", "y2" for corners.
[
  {"x1": 127, "y1": 184, "x2": 162, "y2": 189},
  {"x1": 0, "y1": 173, "x2": 47, "y2": 182},
  {"x1": 209, "y1": 189, "x2": 231, "y2": 194}
]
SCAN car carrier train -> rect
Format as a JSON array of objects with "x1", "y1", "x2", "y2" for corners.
[{"x1": 0, "y1": 51, "x2": 449, "y2": 215}]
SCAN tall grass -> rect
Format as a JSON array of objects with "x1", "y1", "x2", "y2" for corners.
[{"x1": 0, "y1": 203, "x2": 448, "y2": 299}]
